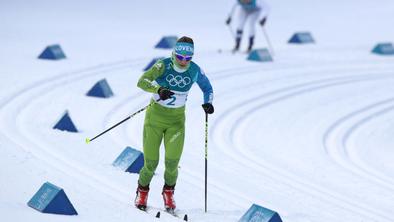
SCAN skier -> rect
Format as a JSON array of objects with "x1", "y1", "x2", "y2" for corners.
[
  {"x1": 226, "y1": 0, "x2": 270, "y2": 52},
  {"x1": 134, "y1": 36, "x2": 214, "y2": 212}
]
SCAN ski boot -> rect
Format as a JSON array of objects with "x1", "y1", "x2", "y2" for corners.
[
  {"x1": 247, "y1": 36, "x2": 254, "y2": 53},
  {"x1": 232, "y1": 38, "x2": 241, "y2": 53},
  {"x1": 232, "y1": 30, "x2": 243, "y2": 53},
  {"x1": 162, "y1": 184, "x2": 176, "y2": 211},
  {"x1": 135, "y1": 184, "x2": 149, "y2": 211}
]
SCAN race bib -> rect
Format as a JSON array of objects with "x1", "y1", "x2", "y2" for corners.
[{"x1": 153, "y1": 91, "x2": 188, "y2": 108}]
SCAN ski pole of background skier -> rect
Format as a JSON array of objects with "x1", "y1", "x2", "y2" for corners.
[
  {"x1": 225, "y1": 21, "x2": 274, "y2": 55},
  {"x1": 262, "y1": 27, "x2": 275, "y2": 57},
  {"x1": 204, "y1": 112, "x2": 208, "y2": 213},
  {"x1": 225, "y1": 4, "x2": 236, "y2": 40},
  {"x1": 226, "y1": 23, "x2": 235, "y2": 39},
  {"x1": 85, "y1": 100, "x2": 159, "y2": 144}
]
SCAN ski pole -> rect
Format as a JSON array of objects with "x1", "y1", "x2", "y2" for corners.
[
  {"x1": 85, "y1": 99, "x2": 158, "y2": 144},
  {"x1": 227, "y1": 24, "x2": 235, "y2": 39},
  {"x1": 204, "y1": 112, "x2": 208, "y2": 213},
  {"x1": 262, "y1": 27, "x2": 275, "y2": 57}
]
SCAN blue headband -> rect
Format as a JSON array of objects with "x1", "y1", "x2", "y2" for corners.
[{"x1": 174, "y1": 42, "x2": 194, "y2": 56}]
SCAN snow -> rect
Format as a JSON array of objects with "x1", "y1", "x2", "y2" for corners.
[{"x1": 1, "y1": 0, "x2": 394, "y2": 221}]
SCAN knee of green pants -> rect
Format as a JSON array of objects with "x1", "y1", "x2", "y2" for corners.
[
  {"x1": 164, "y1": 159, "x2": 180, "y2": 186},
  {"x1": 138, "y1": 159, "x2": 159, "y2": 187}
]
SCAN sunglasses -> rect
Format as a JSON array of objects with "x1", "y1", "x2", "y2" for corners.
[{"x1": 175, "y1": 53, "x2": 192, "y2": 61}]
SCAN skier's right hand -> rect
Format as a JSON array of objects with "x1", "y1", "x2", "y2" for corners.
[
  {"x1": 225, "y1": 17, "x2": 232, "y2": 25},
  {"x1": 259, "y1": 17, "x2": 267, "y2": 26},
  {"x1": 158, "y1": 87, "x2": 174, "y2": 100}
]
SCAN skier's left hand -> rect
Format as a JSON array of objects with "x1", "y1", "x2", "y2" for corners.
[
  {"x1": 202, "y1": 103, "x2": 214, "y2": 114},
  {"x1": 259, "y1": 17, "x2": 267, "y2": 26}
]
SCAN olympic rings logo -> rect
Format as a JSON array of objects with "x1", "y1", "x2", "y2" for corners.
[{"x1": 166, "y1": 74, "x2": 191, "y2": 88}]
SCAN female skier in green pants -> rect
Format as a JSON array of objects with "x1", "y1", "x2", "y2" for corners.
[{"x1": 134, "y1": 36, "x2": 214, "y2": 211}]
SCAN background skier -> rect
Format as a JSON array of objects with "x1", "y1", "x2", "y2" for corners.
[
  {"x1": 226, "y1": 0, "x2": 270, "y2": 52},
  {"x1": 134, "y1": 36, "x2": 214, "y2": 212}
]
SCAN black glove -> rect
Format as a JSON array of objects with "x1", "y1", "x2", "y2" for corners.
[
  {"x1": 259, "y1": 17, "x2": 267, "y2": 26},
  {"x1": 158, "y1": 87, "x2": 174, "y2": 100},
  {"x1": 202, "y1": 103, "x2": 214, "y2": 114},
  {"x1": 225, "y1": 17, "x2": 232, "y2": 25}
]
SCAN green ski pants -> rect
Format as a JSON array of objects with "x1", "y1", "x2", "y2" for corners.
[{"x1": 138, "y1": 102, "x2": 185, "y2": 187}]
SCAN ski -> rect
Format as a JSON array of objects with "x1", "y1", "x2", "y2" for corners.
[
  {"x1": 137, "y1": 206, "x2": 188, "y2": 221},
  {"x1": 162, "y1": 208, "x2": 188, "y2": 221},
  {"x1": 136, "y1": 206, "x2": 161, "y2": 219},
  {"x1": 217, "y1": 48, "x2": 250, "y2": 55}
]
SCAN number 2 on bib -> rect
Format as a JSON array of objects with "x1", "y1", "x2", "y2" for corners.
[{"x1": 166, "y1": 97, "x2": 176, "y2": 106}]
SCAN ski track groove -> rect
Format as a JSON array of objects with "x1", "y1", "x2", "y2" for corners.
[
  {"x1": 234, "y1": 82, "x2": 389, "y2": 218},
  {"x1": 343, "y1": 105, "x2": 394, "y2": 184},
  {"x1": 211, "y1": 69, "x2": 394, "y2": 221},
  {"x1": 323, "y1": 98, "x2": 394, "y2": 189}
]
